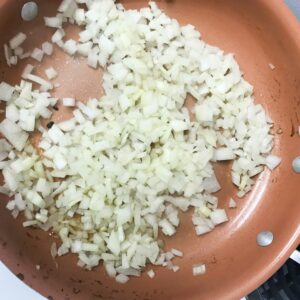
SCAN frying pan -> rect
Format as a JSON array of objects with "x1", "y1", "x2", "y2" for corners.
[{"x1": 0, "y1": 0, "x2": 299, "y2": 299}]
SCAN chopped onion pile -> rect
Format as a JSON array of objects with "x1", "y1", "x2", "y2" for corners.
[{"x1": 0, "y1": 0, "x2": 277, "y2": 282}]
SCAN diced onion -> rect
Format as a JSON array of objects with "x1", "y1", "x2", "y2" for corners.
[
  {"x1": 20, "y1": 52, "x2": 31, "y2": 59},
  {"x1": 210, "y1": 209, "x2": 228, "y2": 225},
  {"x1": 269, "y1": 63, "x2": 275, "y2": 70},
  {"x1": 22, "y1": 64, "x2": 34, "y2": 79},
  {"x1": 172, "y1": 265, "x2": 180, "y2": 272},
  {"x1": 147, "y1": 269, "x2": 155, "y2": 278},
  {"x1": 229, "y1": 198, "x2": 237, "y2": 208},
  {"x1": 0, "y1": 0, "x2": 276, "y2": 283},
  {"x1": 51, "y1": 29, "x2": 65, "y2": 44},
  {"x1": 0, "y1": 82, "x2": 14, "y2": 101},
  {"x1": 4, "y1": 44, "x2": 11, "y2": 67},
  {"x1": 45, "y1": 67, "x2": 58, "y2": 80},
  {"x1": 171, "y1": 248, "x2": 183, "y2": 257},
  {"x1": 0, "y1": 119, "x2": 28, "y2": 151},
  {"x1": 9, "y1": 32, "x2": 27, "y2": 49},
  {"x1": 62, "y1": 97, "x2": 75, "y2": 107},
  {"x1": 14, "y1": 47, "x2": 24, "y2": 57},
  {"x1": 63, "y1": 39, "x2": 77, "y2": 55},
  {"x1": 265, "y1": 155, "x2": 281, "y2": 170},
  {"x1": 26, "y1": 74, "x2": 53, "y2": 91},
  {"x1": 214, "y1": 147, "x2": 235, "y2": 161},
  {"x1": 44, "y1": 16, "x2": 63, "y2": 28},
  {"x1": 195, "y1": 224, "x2": 212, "y2": 236},
  {"x1": 193, "y1": 264, "x2": 206, "y2": 276},
  {"x1": 42, "y1": 42, "x2": 54, "y2": 56},
  {"x1": 115, "y1": 274, "x2": 129, "y2": 284},
  {"x1": 31, "y1": 48, "x2": 44, "y2": 62},
  {"x1": 10, "y1": 56, "x2": 18, "y2": 66}
]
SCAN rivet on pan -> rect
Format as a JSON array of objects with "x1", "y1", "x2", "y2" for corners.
[
  {"x1": 256, "y1": 231, "x2": 274, "y2": 247},
  {"x1": 21, "y1": 2, "x2": 38, "y2": 22},
  {"x1": 292, "y1": 156, "x2": 300, "y2": 173}
]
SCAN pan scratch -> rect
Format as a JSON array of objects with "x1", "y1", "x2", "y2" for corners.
[{"x1": 290, "y1": 118, "x2": 295, "y2": 137}]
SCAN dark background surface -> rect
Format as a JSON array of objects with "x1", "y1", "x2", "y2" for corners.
[{"x1": 248, "y1": 246, "x2": 300, "y2": 300}]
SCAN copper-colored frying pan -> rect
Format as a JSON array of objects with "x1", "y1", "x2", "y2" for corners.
[{"x1": 0, "y1": 1, "x2": 299, "y2": 299}]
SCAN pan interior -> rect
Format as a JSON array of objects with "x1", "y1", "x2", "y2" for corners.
[{"x1": 0, "y1": 1, "x2": 299, "y2": 300}]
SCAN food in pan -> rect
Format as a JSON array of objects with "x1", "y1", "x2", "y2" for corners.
[{"x1": 0, "y1": 0, "x2": 281, "y2": 282}]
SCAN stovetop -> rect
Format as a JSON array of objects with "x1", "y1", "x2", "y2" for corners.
[{"x1": 247, "y1": 247, "x2": 300, "y2": 300}]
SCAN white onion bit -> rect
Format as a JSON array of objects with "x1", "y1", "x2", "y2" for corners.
[
  {"x1": 269, "y1": 63, "x2": 275, "y2": 70},
  {"x1": 42, "y1": 42, "x2": 54, "y2": 56},
  {"x1": 9, "y1": 32, "x2": 27, "y2": 50},
  {"x1": 45, "y1": 67, "x2": 58, "y2": 80},
  {"x1": 265, "y1": 155, "x2": 281, "y2": 170},
  {"x1": 31, "y1": 48, "x2": 44, "y2": 62},
  {"x1": 193, "y1": 264, "x2": 206, "y2": 276},
  {"x1": 62, "y1": 97, "x2": 75, "y2": 107},
  {"x1": 229, "y1": 198, "x2": 237, "y2": 208},
  {"x1": 147, "y1": 269, "x2": 155, "y2": 278}
]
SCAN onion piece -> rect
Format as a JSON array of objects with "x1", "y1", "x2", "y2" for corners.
[
  {"x1": 77, "y1": 42, "x2": 92, "y2": 56},
  {"x1": 4, "y1": 44, "x2": 11, "y2": 67},
  {"x1": 14, "y1": 47, "x2": 24, "y2": 57},
  {"x1": 63, "y1": 39, "x2": 77, "y2": 55},
  {"x1": 26, "y1": 74, "x2": 53, "y2": 91},
  {"x1": 47, "y1": 125, "x2": 65, "y2": 144},
  {"x1": 23, "y1": 220, "x2": 38, "y2": 227},
  {"x1": 147, "y1": 269, "x2": 155, "y2": 278},
  {"x1": 193, "y1": 264, "x2": 206, "y2": 276},
  {"x1": 9, "y1": 32, "x2": 27, "y2": 49},
  {"x1": 10, "y1": 56, "x2": 18, "y2": 66},
  {"x1": 42, "y1": 42, "x2": 54, "y2": 56},
  {"x1": 269, "y1": 63, "x2": 275, "y2": 70},
  {"x1": 63, "y1": 97, "x2": 75, "y2": 107},
  {"x1": 20, "y1": 52, "x2": 31, "y2": 59},
  {"x1": 58, "y1": 0, "x2": 73, "y2": 13},
  {"x1": 0, "y1": 119, "x2": 28, "y2": 151},
  {"x1": 171, "y1": 248, "x2": 183, "y2": 257},
  {"x1": 58, "y1": 119, "x2": 76, "y2": 131},
  {"x1": 31, "y1": 48, "x2": 44, "y2": 62},
  {"x1": 214, "y1": 147, "x2": 235, "y2": 161},
  {"x1": 3, "y1": 168, "x2": 18, "y2": 191},
  {"x1": 195, "y1": 224, "x2": 212, "y2": 236},
  {"x1": 44, "y1": 16, "x2": 63, "y2": 28},
  {"x1": 115, "y1": 274, "x2": 129, "y2": 284},
  {"x1": 45, "y1": 67, "x2": 58, "y2": 80},
  {"x1": 229, "y1": 198, "x2": 237, "y2": 208},
  {"x1": 87, "y1": 52, "x2": 98, "y2": 69},
  {"x1": 210, "y1": 209, "x2": 228, "y2": 225},
  {"x1": 265, "y1": 155, "x2": 281, "y2": 170},
  {"x1": 74, "y1": 8, "x2": 86, "y2": 25},
  {"x1": 105, "y1": 262, "x2": 116, "y2": 278},
  {"x1": 51, "y1": 29, "x2": 65, "y2": 44},
  {"x1": 172, "y1": 265, "x2": 180, "y2": 272},
  {"x1": 202, "y1": 175, "x2": 221, "y2": 193},
  {"x1": 0, "y1": 82, "x2": 14, "y2": 101}
]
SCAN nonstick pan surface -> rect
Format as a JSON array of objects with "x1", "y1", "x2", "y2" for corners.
[{"x1": 0, "y1": 1, "x2": 299, "y2": 299}]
